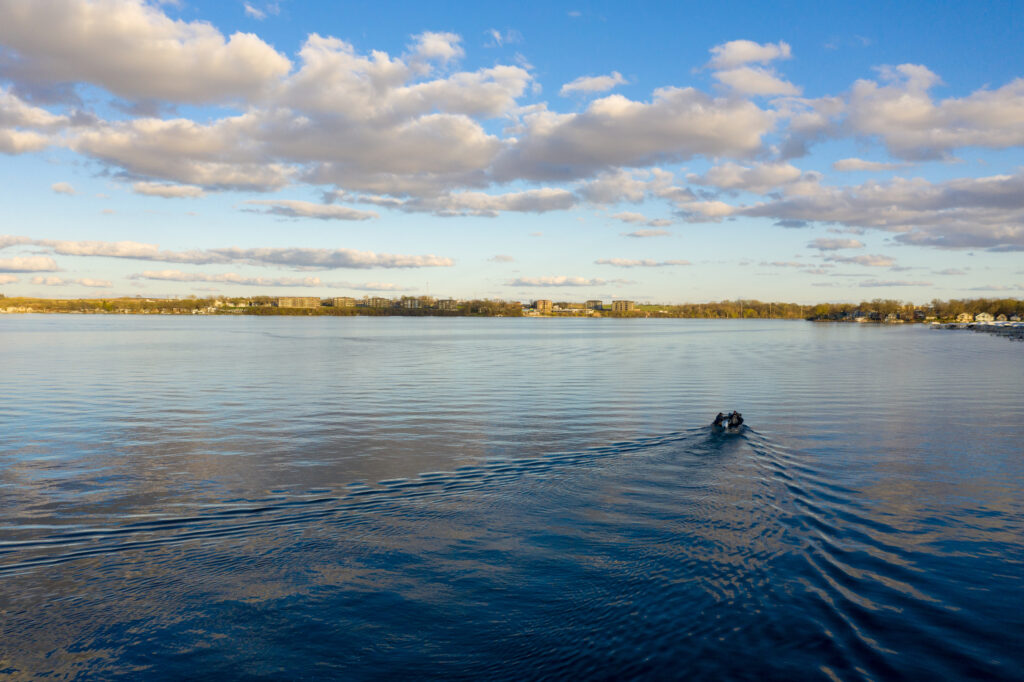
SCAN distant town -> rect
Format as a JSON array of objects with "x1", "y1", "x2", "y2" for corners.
[{"x1": 2, "y1": 294, "x2": 1023, "y2": 323}]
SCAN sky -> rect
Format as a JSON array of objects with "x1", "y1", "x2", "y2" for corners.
[{"x1": 1, "y1": 0, "x2": 1023, "y2": 304}]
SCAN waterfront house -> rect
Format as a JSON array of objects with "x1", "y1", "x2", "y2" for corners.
[
  {"x1": 975, "y1": 312, "x2": 995, "y2": 322},
  {"x1": 956, "y1": 312, "x2": 973, "y2": 323},
  {"x1": 612, "y1": 300, "x2": 635, "y2": 313}
]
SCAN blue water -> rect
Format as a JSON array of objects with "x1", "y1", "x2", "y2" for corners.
[{"x1": 1, "y1": 316, "x2": 1022, "y2": 680}]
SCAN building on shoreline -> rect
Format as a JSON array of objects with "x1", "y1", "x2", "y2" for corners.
[
  {"x1": 612, "y1": 300, "x2": 635, "y2": 313},
  {"x1": 331, "y1": 297, "x2": 356, "y2": 308},
  {"x1": 533, "y1": 299, "x2": 553, "y2": 315},
  {"x1": 277, "y1": 297, "x2": 321, "y2": 308}
]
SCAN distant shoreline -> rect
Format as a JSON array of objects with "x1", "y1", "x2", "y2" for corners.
[{"x1": 2, "y1": 295, "x2": 1021, "y2": 323}]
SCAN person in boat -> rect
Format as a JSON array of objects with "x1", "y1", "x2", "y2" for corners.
[
  {"x1": 728, "y1": 411, "x2": 744, "y2": 428},
  {"x1": 712, "y1": 412, "x2": 727, "y2": 428}
]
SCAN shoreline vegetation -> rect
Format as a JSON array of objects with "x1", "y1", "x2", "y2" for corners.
[{"x1": 2, "y1": 295, "x2": 1023, "y2": 323}]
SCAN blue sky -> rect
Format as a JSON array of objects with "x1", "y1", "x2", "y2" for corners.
[{"x1": 1, "y1": 0, "x2": 1022, "y2": 303}]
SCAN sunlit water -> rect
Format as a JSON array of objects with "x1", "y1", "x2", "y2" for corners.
[{"x1": 1, "y1": 316, "x2": 1022, "y2": 680}]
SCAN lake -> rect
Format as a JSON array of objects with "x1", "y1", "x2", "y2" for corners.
[{"x1": 1, "y1": 316, "x2": 1022, "y2": 680}]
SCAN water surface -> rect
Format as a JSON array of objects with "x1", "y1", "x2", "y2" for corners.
[{"x1": 1, "y1": 317, "x2": 1022, "y2": 679}]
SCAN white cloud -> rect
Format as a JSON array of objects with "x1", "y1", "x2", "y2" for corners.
[
  {"x1": 0, "y1": 129, "x2": 51, "y2": 154},
  {"x1": 506, "y1": 276, "x2": 632, "y2": 287},
  {"x1": 610, "y1": 212, "x2": 648, "y2": 224},
  {"x1": 130, "y1": 270, "x2": 324, "y2": 287},
  {"x1": 410, "y1": 31, "x2": 464, "y2": 65},
  {"x1": 712, "y1": 66, "x2": 800, "y2": 96},
  {"x1": 51, "y1": 181, "x2": 76, "y2": 195},
  {"x1": 349, "y1": 188, "x2": 576, "y2": 217},
  {"x1": 560, "y1": 71, "x2": 627, "y2": 96},
  {"x1": 824, "y1": 254, "x2": 895, "y2": 267},
  {"x1": 807, "y1": 238, "x2": 864, "y2": 251},
  {"x1": 30, "y1": 276, "x2": 67, "y2": 286},
  {"x1": 243, "y1": 199, "x2": 378, "y2": 221},
  {"x1": 489, "y1": 254, "x2": 515, "y2": 263},
  {"x1": 78, "y1": 278, "x2": 112, "y2": 287},
  {"x1": 132, "y1": 181, "x2": 205, "y2": 198},
  {"x1": 0, "y1": 0, "x2": 292, "y2": 104},
  {"x1": 495, "y1": 89, "x2": 774, "y2": 182},
  {"x1": 687, "y1": 162, "x2": 802, "y2": 194},
  {"x1": 0, "y1": 274, "x2": 19, "y2": 284},
  {"x1": 243, "y1": 3, "x2": 265, "y2": 20},
  {"x1": 595, "y1": 258, "x2": 690, "y2": 267},
  {"x1": 847, "y1": 65, "x2": 1024, "y2": 159},
  {"x1": 623, "y1": 229, "x2": 670, "y2": 238},
  {"x1": 832, "y1": 158, "x2": 907, "y2": 171},
  {"x1": 707, "y1": 40, "x2": 792, "y2": 69},
  {"x1": 0, "y1": 235, "x2": 455, "y2": 269},
  {"x1": 0, "y1": 256, "x2": 60, "y2": 272},
  {"x1": 28, "y1": 275, "x2": 108, "y2": 286}
]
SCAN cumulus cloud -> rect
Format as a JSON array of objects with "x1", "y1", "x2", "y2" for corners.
[
  {"x1": 687, "y1": 161, "x2": 802, "y2": 194},
  {"x1": 610, "y1": 212, "x2": 649, "y2": 224},
  {"x1": 0, "y1": 274, "x2": 19, "y2": 284},
  {"x1": 0, "y1": 255, "x2": 60, "y2": 272},
  {"x1": 847, "y1": 65, "x2": 1024, "y2": 159},
  {"x1": 0, "y1": 128, "x2": 51, "y2": 154},
  {"x1": 0, "y1": 0, "x2": 292, "y2": 104},
  {"x1": 51, "y1": 181, "x2": 76, "y2": 195},
  {"x1": 506, "y1": 276, "x2": 632, "y2": 287},
  {"x1": 707, "y1": 40, "x2": 798, "y2": 96},
  {"x1": 707, "y1": 40, "x2": 792, "y2": 69},
  {"x1": 244, "y1": 199, "x2": 378, "y2": 221},
  {"x1": 489, "y1": 254, "x2": 515, "y2": 263},
  {"x1": 622, "y1": 229, "x2": 671, "y2": 238},
  {"x1": 595, "y1": 258, "x2": 690, "y2": 267},
  {"x1": 410, "y1": 31, "x2": 464, "y2": 65},
  {"x1": 560, "y1": 71, "x2": 627, "y2": 96},
  {"x1": 494, "y1": 88, "x2": 774, "y2": 182},
  {"x1": 713, "y1": 66, "x2": 800, "y2": 96},
  {"x1": 132, "y1": 181, "x2": 205, "y2": 198},
  {"x1": 807, "y1": 237, "x2": 865, "y2": 251},
  {"x1": 832, "y1": 158, "x2": 907, "y2": 172}
]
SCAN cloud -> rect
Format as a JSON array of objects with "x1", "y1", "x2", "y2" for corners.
[
  {"x1": 29, "y1": 275, "x2": 110, "y2": 287},
  {"x1": 410, "y1": 31, "x2": 464, "y2": 64},
  {"x1": 132, "y1": 181, "x2": 205, "y2": 198},
  {"x1": 935, "y1": 268, "x2": 966, "y2": 275},
  {"x1": 51, "y1": 181, "x2": 76, "y2": 195},
  {"x1": 0, "y1": 274, "x2": 19, "y2": 284},
  {"x1": 130, "y1": 270, "x2": 324, "y2": 287},
  {"x1": 506, "y1": 276, "x2": 632, "y2": 287},
  {"x1": 847, "y1": 65, "x2": 1024, "y2": 160},
  {"x1": 969, "y1": 284, "x2": 1022, "y2": 291},
  {"x1": 494, "y1": 88, "x2": 774, "y2": 182},
  {"x1": 707, "y1": 40, "x2": 792, "y2": 69},
  {"x1": 0, "y1": 0, "x2": 292, "y2": 104},
  {"x1": 859, "y1": 280, "x2": 933, "y2": 287},
  {"x1": 0, "y1": 235, "x2": 454, "y2": 270},
  {"x1": 484, "y1": 29, "x2": 522, "y2": 48},
  {"x1": 243, "y1": 199, "x2": 378, "y2": 221},
  {"x1": 0, "y1": 255, "x2": 60, "y2": 272},
  {"x1": 560, "y1": 71, "x2": 627, "y2": 96},
  {"x1": 337, "y1": 281, "x2": 413, "y2": 292},
  {"x1": 702, "y1": 170, "x2": 1024, "y2": 250},
  {"x1": 0, "y1": 128, "x2": 51, "y2": 154},
  {"x1": 687, "y1": 161, "x2": 802, "y2": 194},
  {"x1": 489, "y1": 254, "x2": 515, "y2": 263},
  {"x1": 832, "y1": 157, "x2": 907, "y2": 171},
  {"x1": 807, "y1": 237, "x2": 864, "y2": 251},
  {"x1": 713, "y1": 66, "x2": 800, "y2": 96},
  {"x1": 824, "y1": 254, "x2": 895, "y2": 267},
  {"x1": 610, "y1": 212, "x2": 648, "y2": 224},
  {"x1": 595, "y1": 258, "x2": 690, "y2": 267},
  {"x1": 344, "y1": 188, "x2": 576, "y2": 217},
  {"x1": 622, "y1": 229, "x2": 671, "y2": 238}
]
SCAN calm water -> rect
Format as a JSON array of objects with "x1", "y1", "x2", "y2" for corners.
[{"x1": 1, "y1": 316, "x2": 1022, "y2": 680}]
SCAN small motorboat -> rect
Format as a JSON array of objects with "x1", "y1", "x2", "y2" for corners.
[{"x1": 711, "y1": 411, "x2": 744, "y2": 431}]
